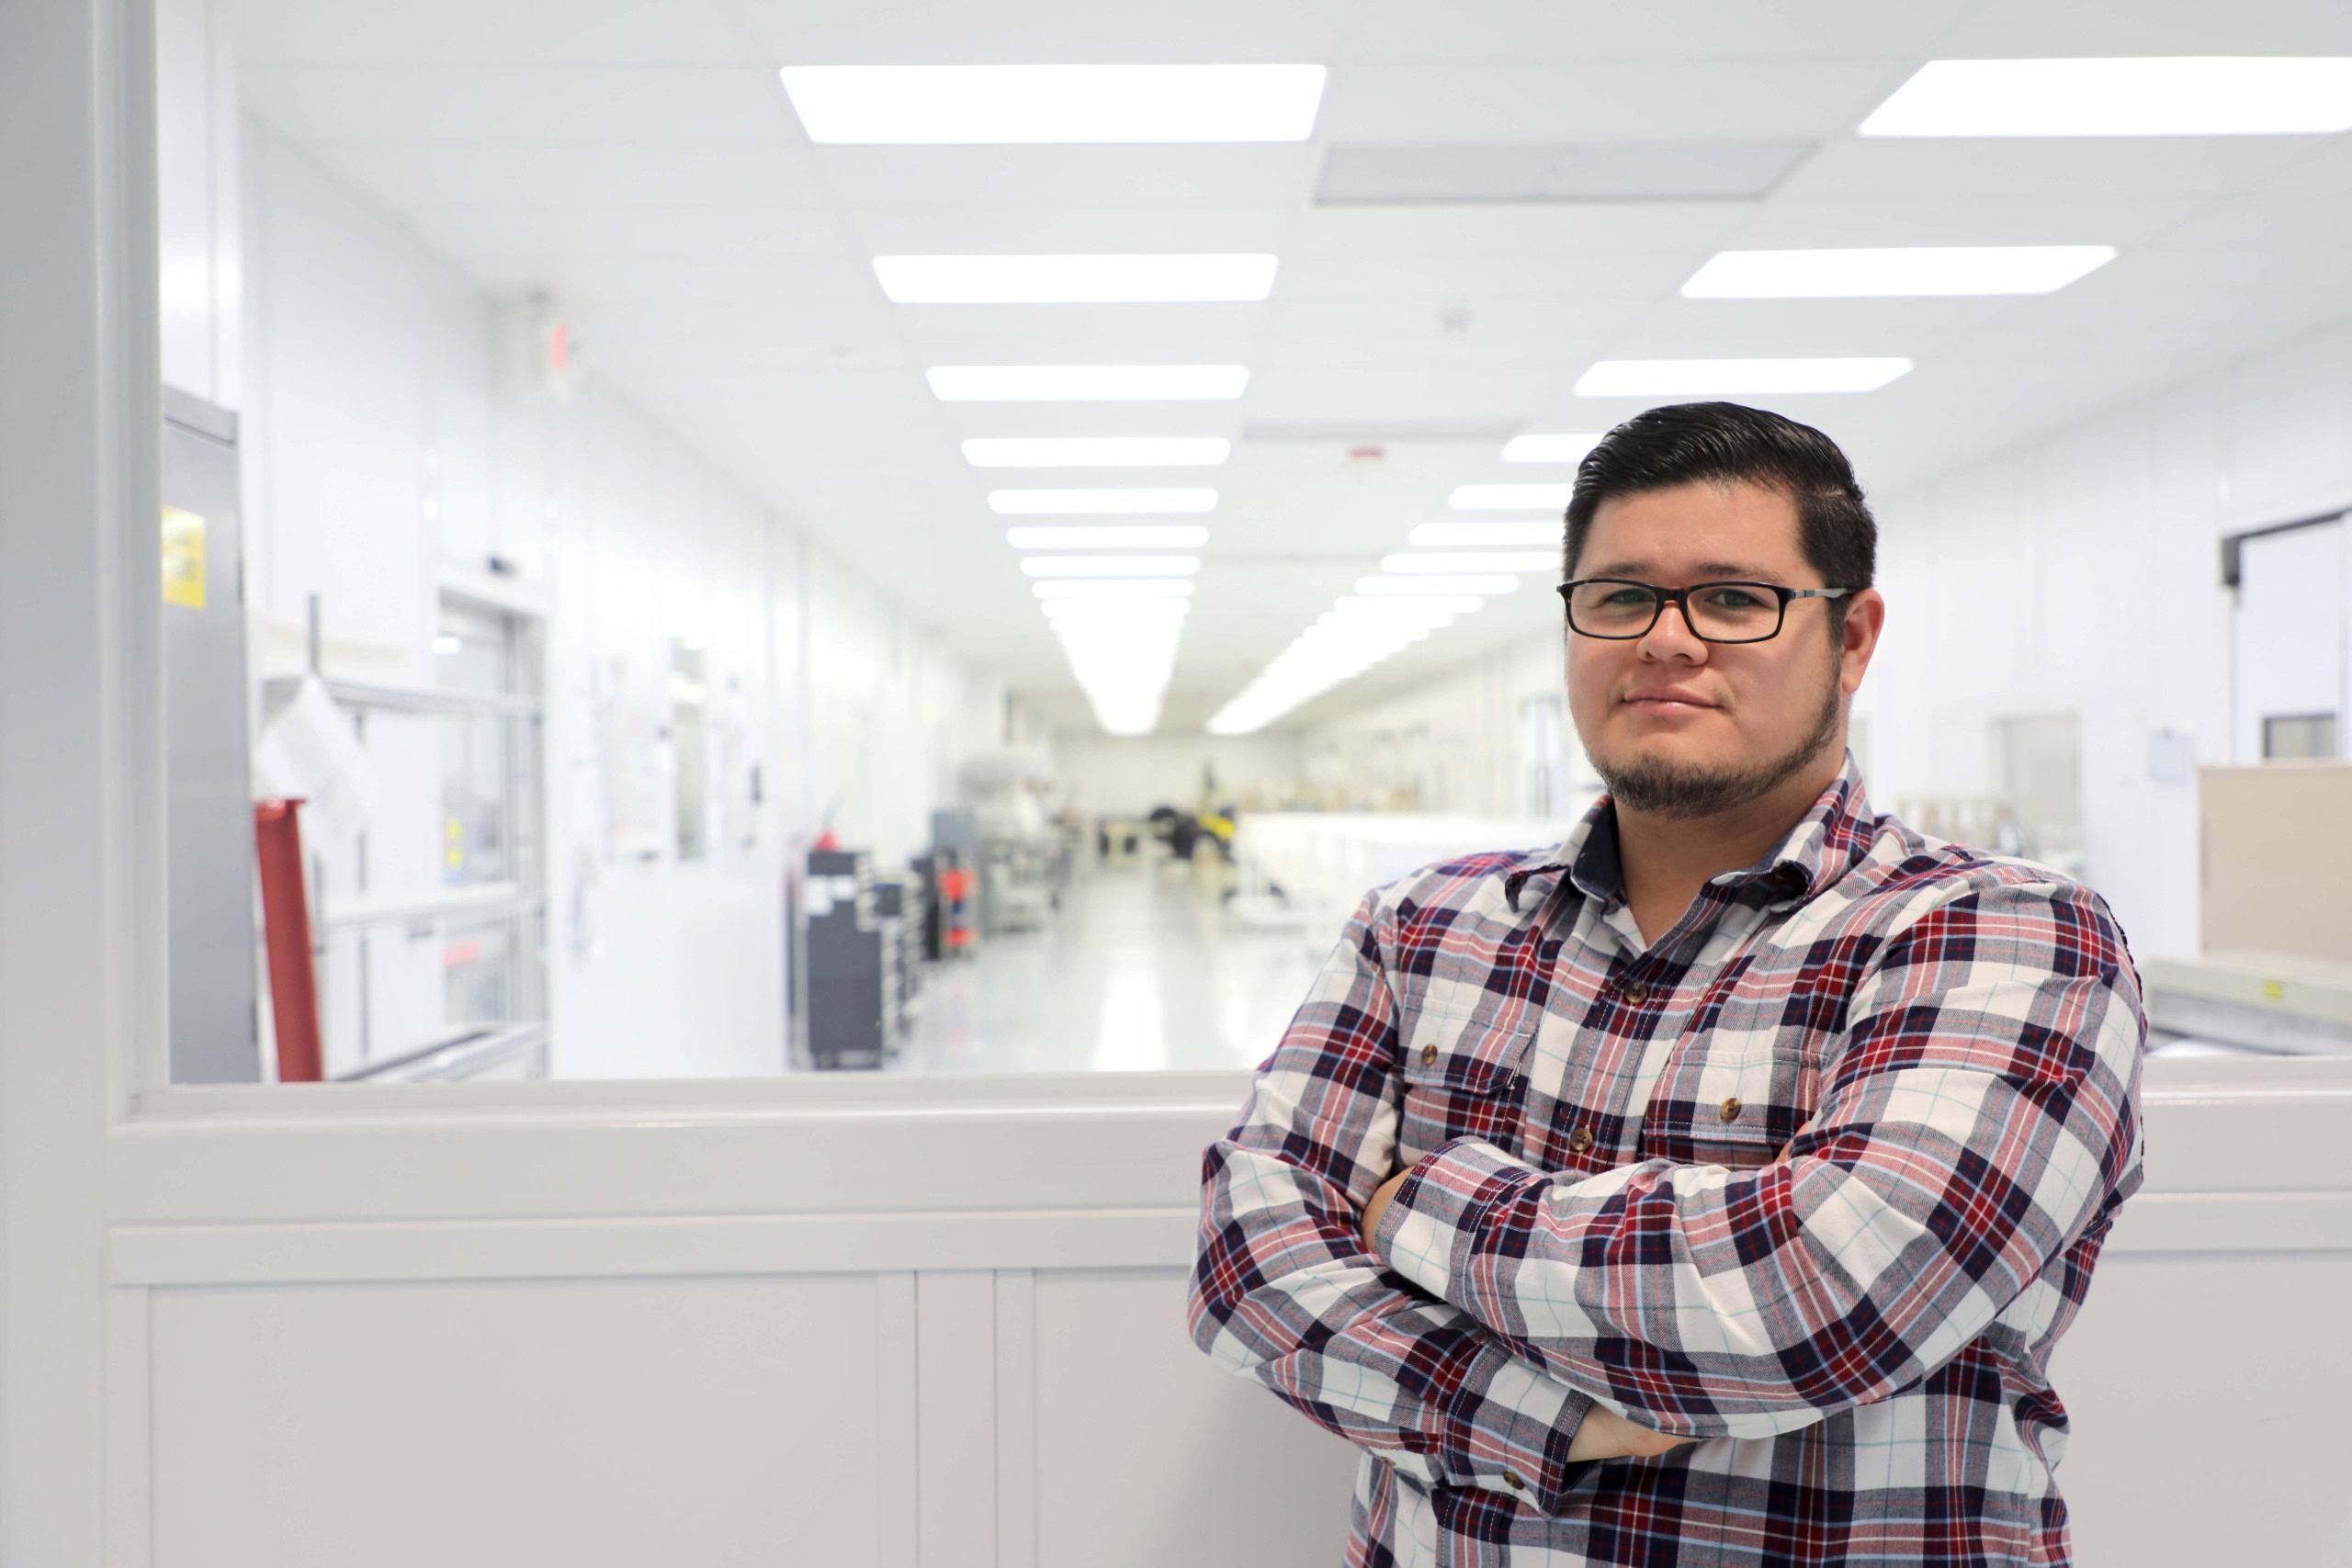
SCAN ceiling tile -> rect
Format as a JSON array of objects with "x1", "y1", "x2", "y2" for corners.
[
  {"x1": 1327, "y1": 62, "x2": 1915, "y2": 142},
  {"x1": 1352, "y1": 0, "x2": 1973, "y2": 63},
  {"x1": 243, "y1": 65, "x2": 799, "y2": 148}
]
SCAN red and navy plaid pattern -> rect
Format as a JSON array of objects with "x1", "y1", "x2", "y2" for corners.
[{"x1": 1188, "y1": 761, "x2": 2144, "y2": 1566}]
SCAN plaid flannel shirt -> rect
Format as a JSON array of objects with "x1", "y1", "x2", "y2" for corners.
[{"x1": 1188, "y1": 760, "x2": 2144, "y2": 1566}]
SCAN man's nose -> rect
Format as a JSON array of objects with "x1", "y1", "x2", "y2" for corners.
[{"x1": 1637, "y1": 594, "x2": 1711, "y2": 660}]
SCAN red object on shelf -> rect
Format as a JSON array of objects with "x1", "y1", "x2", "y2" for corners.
[
  {"x1": 939, "y1": 867, "x2": 975, "y2": 901},
  {"x1": 253, "y1": 799, "x2": 323, "y2": 1083}
]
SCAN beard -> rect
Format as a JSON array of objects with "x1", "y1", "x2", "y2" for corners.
[{"x1": 1591, "y1": 652, "x2": 1846, "y2": 821}]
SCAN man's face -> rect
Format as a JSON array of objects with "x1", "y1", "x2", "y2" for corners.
[{"x1": 1565, "y1": 479, "x2": 1883, "y2": 818}]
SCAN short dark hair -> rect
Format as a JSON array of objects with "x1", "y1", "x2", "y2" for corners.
[{"x1": 1562, "y1": 402, "x2": 1876, "y2": 607}]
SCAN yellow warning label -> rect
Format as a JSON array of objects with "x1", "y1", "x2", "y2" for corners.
[{"x1": 162, "y1": 506, "x2": 206, "y2": 609}]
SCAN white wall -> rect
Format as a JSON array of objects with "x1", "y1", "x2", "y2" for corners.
[
  {"x1": 228, "y1": 117, "x2": 1001, "y2": 1078},
  {"x1": 1054, "y1": 733, "x2": 1303, "y2": 818},
  {"x1": 1866, "y1": 321, "x2": 2352, "y2": 960},
  {"x1": 1297, "y1": 320, "x2": 2352, "y2": 961}
]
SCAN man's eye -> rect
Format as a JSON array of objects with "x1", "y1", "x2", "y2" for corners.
[
  {"x1": 1700, "y1": 587, "x2": 1766, "y2": 610},
  {"x1": 1600, "y1": 588, "x2": 1652, "y2": 607}
]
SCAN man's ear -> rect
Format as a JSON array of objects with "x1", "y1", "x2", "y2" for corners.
[{"x1": 1838, "y1": 588, "x2": 1886, "y2": 695}]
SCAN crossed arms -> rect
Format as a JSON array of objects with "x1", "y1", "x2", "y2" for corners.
[{"x1": 1185, "y1": 873, "x2": 2143, "y2": 1515}]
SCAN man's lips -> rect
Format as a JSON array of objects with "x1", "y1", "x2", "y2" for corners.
[{"x1": 1619, "y1": 689, "x2": 1716, "y2": 710}]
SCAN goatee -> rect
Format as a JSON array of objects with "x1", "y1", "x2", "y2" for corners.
[{"x1": 1594, "y1": 663, "x2": 1845, "y2": 821}]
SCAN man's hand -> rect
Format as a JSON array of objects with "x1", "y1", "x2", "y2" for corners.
[
  {"x1": 1566, "y1": 1403, "x2": 1698, "y2": 1462},
  {"x1": 1359, "y1": 1168, "x2": 1411, "y2": 1254}
]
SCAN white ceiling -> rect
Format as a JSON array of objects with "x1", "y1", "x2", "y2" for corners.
[{"x1": 233, "y1": 0, "x2": 2352, "y2": 728}]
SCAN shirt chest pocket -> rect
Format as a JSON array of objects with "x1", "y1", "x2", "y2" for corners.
[
  {"x1": 1396, "y1": 1010, "x2": 1536, "y2": 1166},
  {"x1": 1637, "y1": 1042, "x2": 1814, "y2": 1170}
]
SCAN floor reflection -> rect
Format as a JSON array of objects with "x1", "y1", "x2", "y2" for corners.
[{"x1": 892, "y1": 863, "x2": 1325, "y2": 1074}]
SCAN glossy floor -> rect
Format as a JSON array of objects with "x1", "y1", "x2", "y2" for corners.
[{"x1": 893, "y1": 861, "x2": 1328, "y2": 1074}]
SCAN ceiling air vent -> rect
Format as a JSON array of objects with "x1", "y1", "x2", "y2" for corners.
[{"x1": 1316, "y1": 141, "x2": 1811, "y2": 205}]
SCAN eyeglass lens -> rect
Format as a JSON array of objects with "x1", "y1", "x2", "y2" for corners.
[{"x1": 1566, "y1": 581, "x2": 1782, "y2": 642}]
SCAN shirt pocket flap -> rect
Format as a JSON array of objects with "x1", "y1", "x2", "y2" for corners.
[
  {"x1": 1642, "y1": 1055, "x2": 1804, "y2": 1169},
  {"x1": 1399, "y1": 1009, "x2": 1536, "y2": 1093}
]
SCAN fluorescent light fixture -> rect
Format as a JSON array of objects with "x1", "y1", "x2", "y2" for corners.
[
  {"x1": 1683, "y1": 245, "x2": 2116, "y2": 299},
  {"x1": 1331, "y1": 596, "x2": 1477, "y2": 621},
  {"x1": 1021, "y1": 555, "x2": 1199, "y2": 579},
  {"x1": 991, "y1": 488, "x2": 1216, "y2": 515},
  {"x1": 1043, "y1": 596, "x2": 1190, "y2": 619},
  {"x1": 1005, "y1": 525, "x2": 1208, "y2": 550},
  {"x1": 782, "y1": 64, "x2": 1326, "y2": 145},
  {"x1": 1408, "y1": 521, "x2": 1559, "y2": 547},
  {"x1": 964, "y1": 436, "x2": 1230, "y2": 468},
  {"x1": 1451, "y1": 483, "x2": 1572, "y2": 511},
  {"x1": 1575, "y1": 358, "x2": 1911, "y2": 396},
  {"x1": 1041, "y1": 581, "x2": 1193, "y2": 738},
  {"x1": 1860, "y1": 57, "x2": 2352, "y2": 139},
  {"x1": 928, "y1": 365, "x2": 1249, "y2": 402},
  {"x1": 1355, "y1": 575, "x2": 1519, "y2": 597},
  {"x1": 432, "y1": 634, "x2": 462, "y2": 655},
  {"x1": 874, "y1": 254, "x2": 1279, "y2": 304},
  {"x1": 1381, "y1": 551, "x2": 1556, "y2": 574},
  {"x1": 1205, "y1": 592, "x2": 1495, "y2": 735},
  {"x1": 1033, "y1": 579, "x2": 1194, "y2": 600},
  {"x1": 1501, "y1": 433, "x2": 1601, "y2": 463}
]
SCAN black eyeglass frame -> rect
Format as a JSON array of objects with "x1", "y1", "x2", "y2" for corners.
[{"x1": 1555, "y1": 578, "x2": 1854, "y2": 644}]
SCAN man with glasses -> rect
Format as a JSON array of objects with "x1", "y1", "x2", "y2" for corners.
[{"x1": 1189, "y1": 401, "x2": 2144, "y2": 1566}]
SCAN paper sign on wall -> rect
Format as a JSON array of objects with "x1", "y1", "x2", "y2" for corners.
[{"x1": 161, "y1": 505, "x2": 206, "y2": 609}]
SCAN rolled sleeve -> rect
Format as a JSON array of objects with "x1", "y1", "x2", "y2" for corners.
[{"x1": 1190, "y1": 886, "x2": 1603, "y2": 1508}]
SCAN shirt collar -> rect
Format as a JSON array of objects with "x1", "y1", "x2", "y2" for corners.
[{"x1": 1504, "y1": 751, "x2": 1877, "y2": 915}]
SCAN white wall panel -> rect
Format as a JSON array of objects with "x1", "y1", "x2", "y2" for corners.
[
  {"x1": 150, "y1": 1274, "x2": 885, "y2": 1568},
  {"x1": 1029, "y1": 1268, "x2": 1358, "y2": 1568},
  {"x1": 2054, "y1": 1250, "x2": 2352, "y2": 1564}
]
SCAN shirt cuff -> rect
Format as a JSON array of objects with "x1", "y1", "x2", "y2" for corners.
[
  {"x1": 1373, "y1": 1137, "x2": 1548, "y2": 1306},
  {"x1": 1433, "y1": 1336, "x2": 1600, "y2": 1516}
]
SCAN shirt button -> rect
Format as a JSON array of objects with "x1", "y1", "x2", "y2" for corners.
[
  {"x1": 1568, "y1": 1126, "x2": 1594, "y2": 1155},
  {"x1": 1720, "y1": 1097, "x2": 1743, "y2": 1122},
  {"x1": 1623, "y1": 979, "x2": 1648, "y2": 1005},
  {"x1": 1502, "y1": 1469, "x2": 1526, "y2": 1490},
  {"x1": 1420, "y1": 1043, "x2": 1439, "y2": 1067}
]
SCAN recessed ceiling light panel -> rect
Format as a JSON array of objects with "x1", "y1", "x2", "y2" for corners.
[
  {"x1": 1574, "y1": 358, "x2": 1911, "y2": 396},
  {"x1": 1020, "y1": 555, "x2": 1200, "y2": 578},
  {"x1": 1450, "y1": 483, "x2": 1572, "y2": 511},
  {"x1": 1860, "y1": 57, "x2": 2352, "y2": 138},
  {"x1": 1033, "y1": 579, "x2": 1195, "y2": 599},
  {"x1": 1356, "y1": 575, "x2": 1521, "y2": 596},
  {"x1": 1683, "y1": 246, "x2": 2116, "y2": 298},
  {"x1": 1409, "y1": 521, "x2": 1559, "y2": 547},
  {"x1": 875, "y1": 254, "x2": 1279, "y2": 304},
  {"x1": 928, "y1": 365, "x2": 1250, "y2": 401},
  {"x1": 1382, "y1": 551, "x2": 1557, "y2": 574},
  {"x1": 782, "y1": 64, "x2": 1326, "y2": 145},
  {"x1": 1501, "y1": 433, "x2": 1601, "y2": 463},
  {"x1": 1005, "y1": 525, "x2": 1209, "y2": 550},
  {"x1": 990, "y1": 489, "x2": 1217, "y2": 515},
  {"x1": 966, "y1": 437, "x2": 1230, "y2": 468}
]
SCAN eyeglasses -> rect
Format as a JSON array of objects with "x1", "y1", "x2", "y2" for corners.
[{"x1": 1556, "y1": 578, "x2": 1852, "y2": 644}]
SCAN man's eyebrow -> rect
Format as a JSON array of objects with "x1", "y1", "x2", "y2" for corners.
[{"x1": 1578, "y1": 559, "x2": 1785, "y2": 581}]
